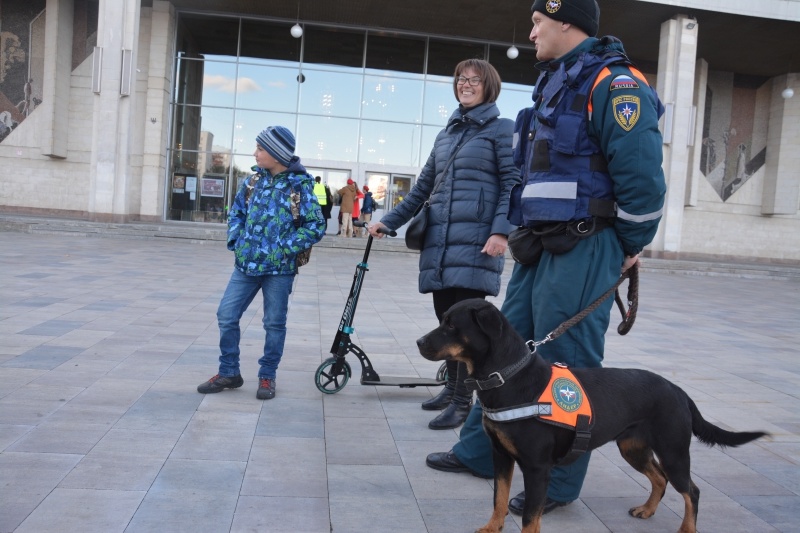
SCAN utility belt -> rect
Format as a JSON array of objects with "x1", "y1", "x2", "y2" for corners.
[{"x1": 508, "y1": 217, "x2": 613, "y2": 265}]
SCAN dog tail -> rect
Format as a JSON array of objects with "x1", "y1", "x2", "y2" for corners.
[{"x1": 689, "y1": 396, "x2": 769, "y2": 448}]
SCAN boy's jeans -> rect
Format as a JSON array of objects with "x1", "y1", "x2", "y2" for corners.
[{"x1": 217, "y1": 269, "x2": 294, "y2": 379}]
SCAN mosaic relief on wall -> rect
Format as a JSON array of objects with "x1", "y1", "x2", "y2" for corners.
[
  {"x1": 0, "y1": 0, "x2": 97, "y2": 143},
  {"x1": 700, "y1": 71, "x2": 769, "y2": 202},
  {"x1": 0, "y1": 1, "x2": 46, "y2": 142}
]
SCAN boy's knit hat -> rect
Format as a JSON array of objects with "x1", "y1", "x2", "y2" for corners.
[{"x1": 256, "y1": 126, "x2": 295, "y2": 167}]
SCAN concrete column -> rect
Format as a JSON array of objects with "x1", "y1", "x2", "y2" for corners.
[
  {"x1": 87, "y1": 0, "x2": 141, "y2": 220},
  {"x1": 650, "y1": 15, "x2": 698, "y2": 254},
  {"x1": 139, "y1": 1, "x2": 175, "y2": 220},
  {"x1": 685, "y1": 58, "x2": 708, "y2": 207},
  {"x1": 41, "y1": 0, "x2": 74, "y2": 158},
  {"x1": 762, "y1": 73, "x2": 800, "y2": 215}
]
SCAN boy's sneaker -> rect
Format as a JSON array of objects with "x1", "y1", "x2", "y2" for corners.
[
  {"x1": 257, "y1": 378, "x2": 276, "y2": 400},
  {"x1": 197, "y1": 374, "x2": 244, "y2": 394}
]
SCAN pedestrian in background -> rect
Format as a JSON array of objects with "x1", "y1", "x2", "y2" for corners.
[
  {"x1": 359, "y1": 185, "x2": 375, "y2": 236},
  {"x1": 337, "y1": 179, "x2": 357, "y2": 237}
]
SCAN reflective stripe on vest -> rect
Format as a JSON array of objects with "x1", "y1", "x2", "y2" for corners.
[{"x1": 482, "y1": 364, "x2": 592, "y2": 431}]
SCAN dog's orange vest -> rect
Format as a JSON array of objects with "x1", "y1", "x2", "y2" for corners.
[
  {"x1": 481, "y1": 363, "x2": 594, "y2": 465},
  {"x1": 537, "y1": 363, "x2": 593, "y2": 430}
]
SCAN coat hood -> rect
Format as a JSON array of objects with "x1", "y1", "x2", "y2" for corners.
[{"x1": 447, "y1": 101, "x2": 501, "y2": 131}]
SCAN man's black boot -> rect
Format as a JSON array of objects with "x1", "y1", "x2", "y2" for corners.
[{"x1": 508, "y1": 491, "x2": 572, "y2": 515}]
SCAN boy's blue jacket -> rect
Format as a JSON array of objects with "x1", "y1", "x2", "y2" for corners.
[{"x1": 227, "y1": 157, "x2": 325, "y2": 275}]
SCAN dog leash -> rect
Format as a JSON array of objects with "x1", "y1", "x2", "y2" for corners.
[
  {"x1": 466, "y1": 265, "x2": 639, "y2": 392},
  {"x1": 527, "y1": 263, "x2": 639, "y2": 353}
]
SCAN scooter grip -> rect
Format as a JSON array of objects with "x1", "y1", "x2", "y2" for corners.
[{"x1": 354, "y1": 220, "x2": 396, "y2": 237}]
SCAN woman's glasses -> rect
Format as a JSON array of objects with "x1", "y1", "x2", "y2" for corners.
[{"x1": 456, "y1": 76, "x2": 482, "y2": 87}]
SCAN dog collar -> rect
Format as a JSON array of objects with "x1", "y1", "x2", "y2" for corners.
[{"x1": 464, "y1": 351, "x2": 532, "y2": 392}]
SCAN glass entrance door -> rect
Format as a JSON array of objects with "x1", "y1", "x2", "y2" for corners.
[
  {"x1": 387, "y1": 175, "x2": 413, "y2": 210},
  {"x1": 364, "y1": 172, "x2": 415, "y2": 220}
]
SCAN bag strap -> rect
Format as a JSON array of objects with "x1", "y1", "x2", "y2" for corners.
[
  {"x1": 289, "y1": 182, "x2": 303, "y2": 223},
  {"x1": 428, "y1": 118, "x2": 495, "y2": 201}
]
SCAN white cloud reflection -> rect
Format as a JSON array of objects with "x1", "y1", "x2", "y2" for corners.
[{"x1": 204, "y1": 75, "x2": 262, "y2": 93}]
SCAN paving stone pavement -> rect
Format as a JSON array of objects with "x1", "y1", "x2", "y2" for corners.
[{"x1": 1, "y1": 229, "x2": 798, "y2": 533}]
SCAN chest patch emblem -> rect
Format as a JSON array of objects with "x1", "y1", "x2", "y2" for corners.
[
  {"x1": 613, "y1": 95, "x2": 640, "y2": 131},
  {"x1": 552, "y1": 376, "x2": 583, "y2": 412}
]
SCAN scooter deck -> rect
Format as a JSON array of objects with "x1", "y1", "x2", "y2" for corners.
[{"x1": 361, "y1": 376, "x2": 445, "y2": 388}]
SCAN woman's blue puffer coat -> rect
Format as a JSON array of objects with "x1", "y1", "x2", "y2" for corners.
[{"x1": 380, "y1": 101, "x2": 520, "y2": 295}]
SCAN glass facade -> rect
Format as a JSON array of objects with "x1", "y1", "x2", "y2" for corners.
[{"x1": 167, "y1": 13, "x2": 537, "y2": 222}]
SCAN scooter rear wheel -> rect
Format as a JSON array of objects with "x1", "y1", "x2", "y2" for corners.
[{"x1": 315, "y1": 357, "x2": 352, "y2": 394}]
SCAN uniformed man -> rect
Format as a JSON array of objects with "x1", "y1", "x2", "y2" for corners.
[{"x1": 424, "y1": 0, "x2": 667, "y2": 516}]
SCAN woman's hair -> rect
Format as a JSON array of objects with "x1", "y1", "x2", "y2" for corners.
[{"x1": 452, "y1": 59, "x2": 503, "y2": 103}]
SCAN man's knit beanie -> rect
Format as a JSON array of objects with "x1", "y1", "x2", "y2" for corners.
[
  {"x1": 531, "y1": 0, "x2": 600, "y2": 37},
  {"x1": 256, "y1": 126, "x2": 296, "y2": 167}
]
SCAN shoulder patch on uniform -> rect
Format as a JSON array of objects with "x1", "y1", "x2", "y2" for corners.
[
  {"x1": 609, "y1": 74, "x2": 639, "y2": 91},
  {"x1": 612, "y1": 95, "x2": 640, "y2": 131}
]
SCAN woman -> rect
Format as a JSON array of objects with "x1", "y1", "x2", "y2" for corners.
[
  {"x1": 352, "y1": 183, "x2": 364, "y2": 237},
  {"x1": 368, "y1": 59, "x2": 519, "y2": 429}
]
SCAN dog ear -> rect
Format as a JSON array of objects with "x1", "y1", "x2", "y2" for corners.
[{"x1": 472, "y1": 302, "x2": 504, "y2": 339}]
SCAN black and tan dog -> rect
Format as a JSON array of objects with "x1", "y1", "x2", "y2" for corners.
[{"x1": 416, "y1": 299, "x2": 768, "y2": 533}]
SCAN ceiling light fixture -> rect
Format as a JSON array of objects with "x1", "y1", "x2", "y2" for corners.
[
  {"x1": 507, "y1": 26, "x2": 519, "y2": 59},
  {"x1": 290, "y1": 4, "x2": 303, "y2": 38}
]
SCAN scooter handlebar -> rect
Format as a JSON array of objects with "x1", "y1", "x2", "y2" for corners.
[{"x1": 354, "y1": 220, "x2": 397, "y2": 237}]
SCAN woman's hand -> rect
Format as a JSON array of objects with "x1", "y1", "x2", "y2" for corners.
[
  {"x1": 481, "y1": 234, "x2": 508, "y2": 257},
  {"x1": 368, "y1": 222, "x2": 389, "y2": 239}
]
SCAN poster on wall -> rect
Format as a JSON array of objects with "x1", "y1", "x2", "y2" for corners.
[
  {"x1": 172, "y1": 174, "x2": 186, "y2": 193},
  {"x1": 201, "y1": 177, "x2": 225, "y2": 198}
]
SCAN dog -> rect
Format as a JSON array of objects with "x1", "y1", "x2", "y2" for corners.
[{"x1": 416, "y1": 299, "x2": 768, "y2": 533}]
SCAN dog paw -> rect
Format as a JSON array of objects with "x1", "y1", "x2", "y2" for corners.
[
  {"x1": 628, "y1": 505, "x2": 655, "y2": 519},
  {"x1": 475, "y1": 525, "x2": 503, "y2": 533}
]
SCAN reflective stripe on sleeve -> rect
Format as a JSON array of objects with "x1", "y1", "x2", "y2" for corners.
[{"x1": 617, "y1": 205, "x2": 663, "y2": 223}]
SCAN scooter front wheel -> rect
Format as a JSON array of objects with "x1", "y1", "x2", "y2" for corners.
[
  {"x1": 315, "y1": 357, "x2": 352, "y2": 394},
  {"x1": 435, "y1": 362, "x2": 447, "y2": 382}
]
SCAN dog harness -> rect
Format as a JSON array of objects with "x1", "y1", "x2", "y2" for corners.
[{"x1": 482, "y1": 363, "x2": 594, "y2": 465}]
